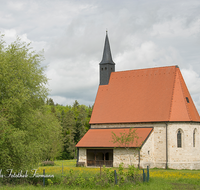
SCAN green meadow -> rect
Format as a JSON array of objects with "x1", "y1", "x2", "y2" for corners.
[{"x1": 0, "y1": 160, "x2": 200, "y2": 190}]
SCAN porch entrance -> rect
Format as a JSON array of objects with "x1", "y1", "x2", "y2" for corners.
[{"x1": 87, "y1": 149, "x2": 113, "y2": 167}]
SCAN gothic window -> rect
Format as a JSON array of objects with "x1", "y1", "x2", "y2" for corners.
[
  {"x1": 193, "y1": 129, "x2": 197, "y2": 147},
  {"x1": 177, "y1": 130, "x2": 182, "y2": 148}
]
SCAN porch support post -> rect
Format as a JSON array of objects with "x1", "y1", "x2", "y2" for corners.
[
  {"x1": 95, "y1": 152, "x2": 96, "y2": 166},
  {"x1": 77, "y1": 148, "x2": 79, "y2": 166},
  {"x1": 104, "y1": 152, "x2": 105, "y2": 166}
]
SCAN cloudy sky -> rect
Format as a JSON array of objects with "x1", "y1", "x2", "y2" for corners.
[{"x1": 1, "y1": 0, "x2": 200, "y2": 112}]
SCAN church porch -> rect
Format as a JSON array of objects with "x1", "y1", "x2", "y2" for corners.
[{"x1": 87, "y1": 149, "x2": 113, "y2": 167}]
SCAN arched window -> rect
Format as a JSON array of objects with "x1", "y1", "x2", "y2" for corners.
[
  {"x1": 193, "y1": 129, "x2": 197, "y2": 147},
  {"x1": 177, "y1": 130, "x2": 182, "y2": 148}
]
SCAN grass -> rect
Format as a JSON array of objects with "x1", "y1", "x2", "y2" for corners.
[{"x1": 1, "y1": 160, "x2": 200, "y2": 189}]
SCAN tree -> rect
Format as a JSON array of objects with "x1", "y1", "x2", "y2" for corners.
[
  {"x1": 111, "y1": 128, "x2": 139, "y2": 165},
  {"x1": 62, "y1": 110, "x2": 76, "y2": 159},
  {"x1": 45, "y1": 99, "x2": 93, "y2": 160},
  {"x1": 0, "y1": 35, "x2": 62, "y2": 170}
]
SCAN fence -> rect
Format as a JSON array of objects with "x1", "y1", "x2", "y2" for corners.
[{"x1": 143, "y1": 166, "x2": 150, "y2": 182}]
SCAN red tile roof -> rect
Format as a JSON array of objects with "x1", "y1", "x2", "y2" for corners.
[
  {"x1": 90, "y1": 66, "x2": 200, "y2": 124},
  {"x1": 76, "y1": 128, "x2": 153, "y2": 148}
]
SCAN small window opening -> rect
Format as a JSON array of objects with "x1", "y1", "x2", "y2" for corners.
[
  {"x1": 193, "y1": 129, "x2": 196, "y2": 147},
  {"x1": 148, "y1": 151, "x2": 150, "y2": 155},
  {"x1": 177, "y1": 130, "x2": 182, "y2": 148},
  {"x1": 186, "y1": 97, "x2": 189, "y2": 103},
  {"x1": 111, "y1": 68, "x2": 112, "y2": 70},
  {"x1": 105, "y1": 67, "x2": 107, "y2": 70},
  {"x1": 101, "y1": 68, "x2": 103, "y2": 71}
]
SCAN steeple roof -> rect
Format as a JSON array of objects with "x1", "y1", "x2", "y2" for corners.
[
  {"x1": 99, "y1": 32, "x2": 115, "y2": 65},
  {"x1": 90, "y1": 66, "x2": 200, "y2": 124}
]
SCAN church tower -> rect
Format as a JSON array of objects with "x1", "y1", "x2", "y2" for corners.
[{"x1": 99, "y1": 32, "x2": 115, "y2": 85}]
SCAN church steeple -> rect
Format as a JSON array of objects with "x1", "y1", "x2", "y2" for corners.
[{"x1": 99, "y1": 32, "x2": 115, "y2": 85}]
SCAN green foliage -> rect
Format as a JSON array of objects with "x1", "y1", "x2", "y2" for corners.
[
  {"x1": 47, "y1": 178, "x2": 53, "y2": 186},
  {"x1": 127, "y1": 164, "x2": 136, "y2": 177},
  {"x1": 118, "y1": 163, "x2": 124, "y2": 176},
  {"x1": 103, "y1": 165, "x2": 115, "y2": 183},
  {"x1": 2, "y1": 160, "x2": 200, "y2": 189},
  {"x1": 41, "y1": 161, "x2": 55, "y2": 166},
  {"x1": 0, "y1": 35, "x2": 62, "y2": 170},
  {"x1": 112, "y1": 128, "x2": 140, "y2": 165},
  {"x1": 45, "y1": 99, "x2": 93, "y2": 160},
  {"x1": 112, "y1": 128, "x2": 139, "y2": 148},
  {"x1": 61, "y1": 163, "x2": 142, "y2": 188}
]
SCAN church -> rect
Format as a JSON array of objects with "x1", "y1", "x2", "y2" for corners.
[{"x1": 76, "y1": 33, "x2": 200, "y2": 169}]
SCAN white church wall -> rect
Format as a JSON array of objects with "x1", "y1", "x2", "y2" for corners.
[
  {"x1": 83, "y1": 122, "x2": 200, "y2": 169},
  {"x1": 91, "y1": 123, "x2": 167, "y2": 168},
  {"x1": 91, "y1": 122, "x2": 200, "y2": 169},
  {"x1": 140, "y1": 129, "x2": 155, "y2": 168},
  {"x1": 168, "y1": 123, "x2": 200, "y2": 169},
  {"x1": 113, "y1": 148, "x2": 139, "y2": 168},
  {"x1": 78, "y1": 148, "x2": 87, "y2": 164}
]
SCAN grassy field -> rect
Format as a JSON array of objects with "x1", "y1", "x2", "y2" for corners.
[{"x1": 0, "y1": 160, "x2": 200, "y2": 189}]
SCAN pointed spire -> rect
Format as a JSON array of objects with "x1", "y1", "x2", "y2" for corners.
[{"x1": 100, "y1": 31, "x2": 115, "y2": 65}]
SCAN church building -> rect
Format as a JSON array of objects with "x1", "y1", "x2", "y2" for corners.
[{"x1": 76, "y1": 33, "x2": 200, "y2": 169}]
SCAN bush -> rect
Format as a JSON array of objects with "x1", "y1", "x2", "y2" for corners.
[
  {"x1": 41, "y1": 161, "x2": 55, "y2": 166},
  {"x1": 62, "y1": 164, "x2": 143, "y2": 188}
]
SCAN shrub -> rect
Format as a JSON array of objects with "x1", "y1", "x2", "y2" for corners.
[{"x1": 41, "y1": 161, "x2": 55, "y2": 166}]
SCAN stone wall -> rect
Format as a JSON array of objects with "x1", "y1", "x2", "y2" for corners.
[
  {"x1": 140, "y1": 129, "x2": 155, "y2": 168},
  {"x1": 91, "y1": 123, "x2": 166, "y2": 168},
  {"x1": 113, "y1": 148, "x2": 139, "y2": 168},
  {"x1": 79, "y1": 148, "x2": 86, "y2": 164},
  {"x1": 91, "y1": 122, "x2": 200, "y2": 169},
  {"x1": 167, "y1": 123, "x2": 200, "y2": 169}
]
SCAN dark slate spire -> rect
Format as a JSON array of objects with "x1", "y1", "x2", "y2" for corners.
[
  {"x1": 100, "y1": 31, "x2": 115, "y2": 65},
  {"x1": 99, "y1": 32, "x2": 115, "y2": 85}
]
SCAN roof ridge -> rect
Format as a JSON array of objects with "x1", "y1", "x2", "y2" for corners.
[
  {"x1": 168, "y1": 67, "x2": 177, "y2": 121},
  {"x1": 113, "y1": 65, "x2": 177, "y2": 74},
  {"x1": 178, "y1": 69, "x2": 192, "y2": 121}
]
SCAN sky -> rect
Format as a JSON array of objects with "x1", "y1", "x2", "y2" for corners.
[{"x1": 1, "y1": 0, "x2": 200, "y2": 112}]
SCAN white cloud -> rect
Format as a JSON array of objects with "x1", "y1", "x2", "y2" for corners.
[
  {"x1": 151, "y1": 18, "x2": 200, "y2": 38},
  {"x1": 115, "y1": 41, "x2": 182, "y2": 71},
  {"x1": 0, "y1": 0, "x2": 200, "y2": 112},
  {"x1": 7, "y1": 1, "x2": 25, "y2": 11},
  {"x1": 181, "y1": 68, "x2": 200, "y2": 95}
]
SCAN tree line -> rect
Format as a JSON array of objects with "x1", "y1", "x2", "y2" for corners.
[{"x1": 46, "y1": 98, "x2": 92, "y2": 160}]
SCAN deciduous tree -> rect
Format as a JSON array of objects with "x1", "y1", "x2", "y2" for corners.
[
  {"x1": 111, "y1": 128, "x2": 139, "y2": 165},
  {"x1": 0, "y1": 35, "x2": 62, "y2": 170}
]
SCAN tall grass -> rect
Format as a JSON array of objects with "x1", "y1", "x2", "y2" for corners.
[{"x1": 1, "y1": 160, "x2": 200, "y2": 189}]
